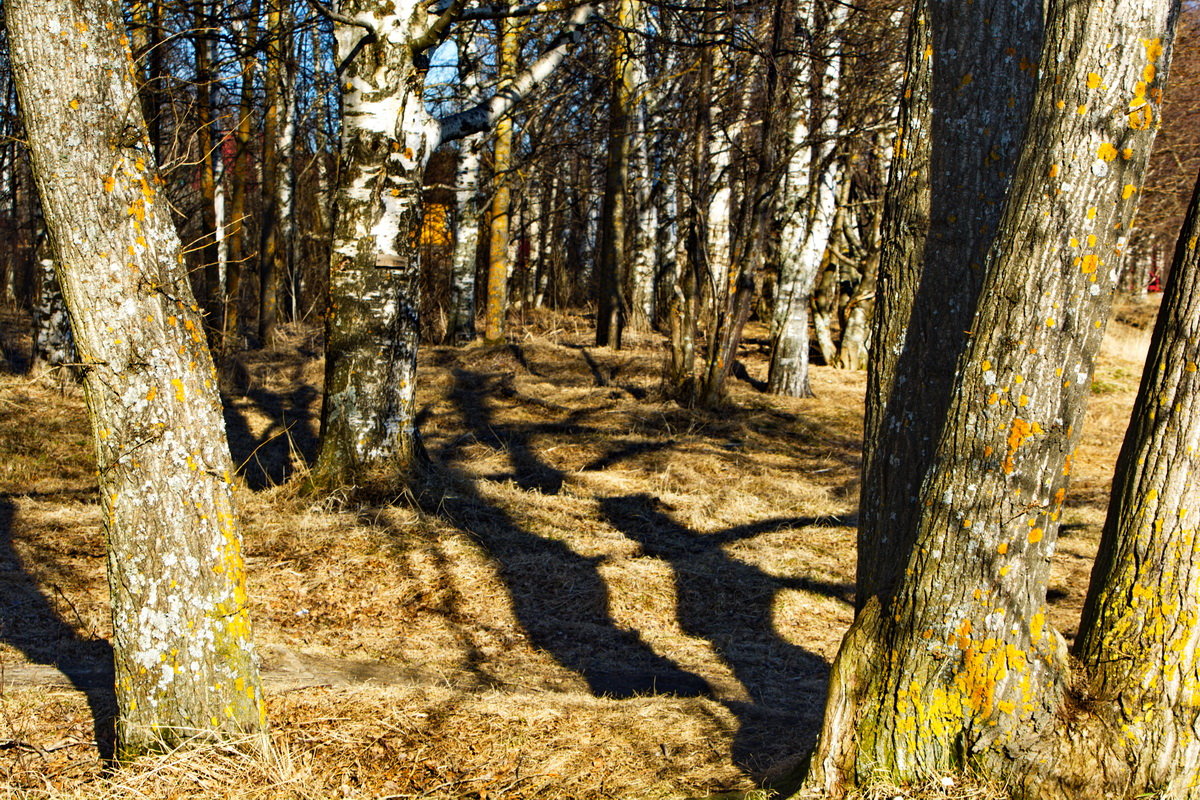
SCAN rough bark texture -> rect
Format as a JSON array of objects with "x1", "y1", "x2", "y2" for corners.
[
  {"x1": 311, "y1": 0, "x2": 439, "y2": 494},
  {"x1": 856, "y1": 0, "x2": 1042, "y2": 608},
  {"x1": 803, "y1": 0, "x2": 1178, "y2": 796},
  {"x1": 1073, "y1": 169, "x2": 1200, "y2": 796},
  {"x1": 6, "y1": 0, "x2": 267, "y2": 756}
]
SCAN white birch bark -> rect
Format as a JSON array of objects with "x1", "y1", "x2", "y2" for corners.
[
  {"x1": 768, "y1": 0, "x2": 848, "y2": 397},
  {"x1": 313, "y1": 0, "x2": 441, "y2": 491}
]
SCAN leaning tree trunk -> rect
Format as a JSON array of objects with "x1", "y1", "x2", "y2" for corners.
[
  {"x1": 802, "y1": 0, "x2": 1178, "y2": 796},
  {"x1": 855, "y1": 0, "x2": 1041, "y2": 608},
  {"x1": 310, "y1": 0, "x2": 439, "y2": 495},
  {"x1": 1073, "y1": 167, "x2": 1200, "y2": 796},
  {"x1": 6, "y1": 0, "x2": 267, "y2": 757}
]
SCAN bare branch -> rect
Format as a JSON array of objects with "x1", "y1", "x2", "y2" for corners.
[{"x1": 437, "y1": 3, "x2": 597, "y2": 145}]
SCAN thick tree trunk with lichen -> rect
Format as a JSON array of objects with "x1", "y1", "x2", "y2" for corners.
[
  {"x1": 855, "y1": 0, "x2": 1042, "y2": 608},
  {"x1": 6, "y1": 0, "x2": 266, "y2": 757},
  {"x1": 311, "y1": 0, "x2": 440, "y2": 495},
  {"x1": 802, "y1": 0, "x2": 1178, "y2": 796},
  {"x1": 1072, "y1": 168, "x2": 1200, "y2": 796}
]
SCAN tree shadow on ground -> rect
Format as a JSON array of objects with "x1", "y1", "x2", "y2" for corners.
[
  {"x1": 0, "y1": 496, "x2": 115, "y2": 762},
  {"x1": 431, "y1": 368, "x2": 851, "y2": 771},
  {"x1": 222, "y1": 383, "x2": 320, "y2": 490},
  {"x1": 423, "y1": 368, "x2": 711, "y2": 698},
  {"x1": 598, "y1": 493, "x2": 838, "y2": 768}
]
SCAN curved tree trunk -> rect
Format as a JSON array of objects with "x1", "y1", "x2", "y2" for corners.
[
  {"x1": 855, "y1": 0, "x2": 1042, "y2": 608},
  {"x1": 7, "y1": 0, "x2": 267, "y2": 757},
  {"x1": 803, "y1": 0, "x2": 1178, "y2": 795}
]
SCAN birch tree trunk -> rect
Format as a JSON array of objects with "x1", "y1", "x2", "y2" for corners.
[
  {"x1": 768, "y1": 0, "x2": 848, "y2": 398},
  {"x1": 6, "y1": 0, "x2": 267, "y2": 757},
  {"x1": 446, "y1": 30, "x2": 484, "y2": 344},
  {"x1": 447, "y1": 133, "x2": 483, "y2": 343},
  {"x1": 310, "y1": 0, "x2": 441, "y2": 493},
  {"x1": 802, "y1": 0, "x2": 1179, "y2": 795}
]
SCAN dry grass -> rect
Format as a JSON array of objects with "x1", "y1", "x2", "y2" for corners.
[{"x1": 0, "y1": 305, "x2": 1154, "y2": 799}]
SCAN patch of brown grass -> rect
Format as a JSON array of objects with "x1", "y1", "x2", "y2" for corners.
[{"x1": 0, "y1": 305, "x2": 1154, "y2": 800}]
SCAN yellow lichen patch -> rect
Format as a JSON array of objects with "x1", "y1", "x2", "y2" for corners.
[
  {"x1": 1087, "y1": 207, "x2": 1098, "y2": 219},
  {"x1": 1086, "y1": 72, "x2": 1102, "y2": 89},
  {"x1": 1076, "y1": 104, "x2": 1088, "y2": 115},
  {"x1": 1028, "y1": 527, "x2": 1044, "y2": 544},
  {"x1": 1122, "y1": 147, "x2": 1134, "y2": 160},
  {"x1": 1081, "y1": 254, "x2": 1099, "y2": 274},
  {"x1": 1069, "y1": 237, "x2": 1080, "y2": 247},
  {"x1": 1097, "y1": 142, "x2": 1119, "y2": 161},
  {"x1": 997, "y1": 542, "x2": 1009, "y2": 555},
  {"x1": 1048, "y1": 164, "x2": 1060, "y2": 178},
  {"x1": 1003, "y1": 418, "x2": 1037, "y2": 474},
  {"x1": 1046, "y1": 317, "x2": 1057, "y2": 327},
  {"x1": 1123, "y1": 184, "x2": 1137, "y2": 199},
  {"x1": 1030, "y1": 611, "x2": 1045, "y2": 643},
  {"x1": 171, "y1": 378, "x2": 185, "y2": 401},
  {"x1": 145, "y1": 385, "x2": 157, "y2": 402}
]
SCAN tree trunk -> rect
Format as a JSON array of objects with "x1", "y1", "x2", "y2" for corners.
[
  {"x1": 448, "y1": 134, "x2": 483, "y2": 343},
  {"x1": 193, "y1": 0, "x2": 223, "y2": 339},
  {"x1": 310, "y1": 0, "x2": 441, "y2": 494},
  {"x1": 1073, "y1": 167, "x2": 1200, "y2": 795},
  {"x1": 258, "y1": 2, "x2": 286, "y2": 345},
  {"x1": 802, "y1": 0, "x2": 1178, "y2": 795},
  {"x1": 6, "y1": 0, "x2": 267, "y2": 757},
  {"x1": 30, "y1": 230, "x2": 75, "y2": 376},
  {"x1": 855, "y1": 0, "x2": 1042, "y2": 608},
  {"x1": 596, "y1": 0, "x2": 638, "y2": 348},
  {"x1": 483, "y1": 13, "x2": 520, "y2": 345},
  {"x1": 223, "y1": 6, "x2": 259, "y2": 355}
]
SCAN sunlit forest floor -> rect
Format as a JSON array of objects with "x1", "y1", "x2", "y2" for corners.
[{"x1": 0, "y1": 302, "x2": 1156, "y2": 799}]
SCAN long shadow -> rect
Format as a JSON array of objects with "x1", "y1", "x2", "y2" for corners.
[
  {"x1": 436, "y1": 369, "x2": 854, "y2": 770},
  {"x1": 0, "y1": 496, "x2": 115, "y2": 761},
  {"x1": 222, "y1": 382, "x2": 320, "y2": 490},
  {"x1": 599, "y1": 493, "x2": 837, "y2": 768},
  {"x1": 429, "y1": 369, "x2": 711, "y2": 698}
]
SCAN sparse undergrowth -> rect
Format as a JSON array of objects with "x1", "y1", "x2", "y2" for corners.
[{"x1": 0, "y1": 307, "x2": 1151, "y2": 799}]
